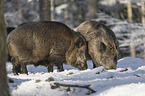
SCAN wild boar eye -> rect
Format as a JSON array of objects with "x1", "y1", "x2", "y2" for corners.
[{"x1": 99, "y1": 42, "x2": 106, "y2": 52}]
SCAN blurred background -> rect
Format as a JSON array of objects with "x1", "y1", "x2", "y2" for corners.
[{"x1": 5, "y1": 0, "x2": 145, "y2": 60}]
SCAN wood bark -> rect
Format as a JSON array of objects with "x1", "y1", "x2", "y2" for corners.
[
  {"x1": 0, "y1": 0, "x2": 10, "y2": 96},
  {"x1": 127, "y1": 1, "x2": 133, "y2": 23},
  {"x1": 51, "y1": 82, "x2": 96, "y2": 95},
  {"x1": 39, "y1": 0, "x2": 51, "y2": 21},
  {"x1": 18, "y1": 0, "x2": 22, "y2": 24},
  {"x1": 141, "y1": 2, "x2": 145, "y2": 60},
  {"x1": 141, "y1": 1, "x2": 145, "y2": 26},
  {"x1": 88, "y1": 0, "x2": 98, "y2": 19},
  {"x1": 51, "y1": 0, "x2": 55, "y2": 20},
  {"x1": 127, "y1": 1, "x2": 135, "y2": 58}
]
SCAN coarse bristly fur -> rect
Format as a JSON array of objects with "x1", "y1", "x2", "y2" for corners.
[
  {"x1": 7, "y1": 21, "x2": 87, "y2": 75},
  {"x1": 77, "y1": 21, "x2": 119, "y2": 69}
]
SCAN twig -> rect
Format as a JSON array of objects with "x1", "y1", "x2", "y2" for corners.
[{"x1": 51, "y1": 82, "x2": 96, "y2": 95}]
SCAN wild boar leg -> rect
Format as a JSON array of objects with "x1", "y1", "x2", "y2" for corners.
[
  {"x1": 12, "y1": 64, "x2": 21, "y2": 75},
  {"x1": 11, "y1": 58, "x2": 21, "y2": 75},
  {"x1": 57, "y1": 63, "x2": 64, "y2": 72},
  {"x1": 93, "y1": 63, "x2": 97, "y2": 68},
  {"x1": 89, "y1": 53, "x2": 98, "y2": 68},
  {"x1": 47, "y1": 64, "x2": 54, "y2": 72},
  {"x1": 20, "y1": 62, "x2": 28, "y2": 74}
]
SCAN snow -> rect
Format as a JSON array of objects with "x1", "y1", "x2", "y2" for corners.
[
  {"x1": 7, "y1": 57, "x2": 145, "y2": 96},
  {"x1": 55, "y1": 4, "x2": 68, "y2": 14}
]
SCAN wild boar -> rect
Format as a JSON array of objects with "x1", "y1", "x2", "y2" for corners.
[
  {"x1": 6, "y1": 27, "x2": 15, "y2": 62},
  {"x1": 7, "y1": 21, "x2": 87, "y2": 75},
  {"x1": 77, "y1": 21, "x2": 119, "y2": 69}
]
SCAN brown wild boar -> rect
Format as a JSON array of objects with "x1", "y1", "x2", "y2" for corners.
[
  {"x1": 7, "y1": 21, "x2": 87, "y2": 75},
  {"x1": 77, "y1": 21, "x2": 119, "y2": 69}
]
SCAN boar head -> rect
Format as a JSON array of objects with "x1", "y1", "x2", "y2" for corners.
[
  {"x1": 66, "y1": 33, "x2": 87, "y2": 70},
  {"x1": 77, "y1": 21, "x2": 119, "y2": 70}
]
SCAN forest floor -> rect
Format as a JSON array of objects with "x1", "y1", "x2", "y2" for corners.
[{"x1": 7, "y1": 57, "x2": 145, "y2": 96}]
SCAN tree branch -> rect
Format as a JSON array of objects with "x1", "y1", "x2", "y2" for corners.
[{"x1": 50, "y1": 82, "x2": 96, "y2": 95}]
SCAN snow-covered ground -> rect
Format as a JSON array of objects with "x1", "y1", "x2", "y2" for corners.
[{"x1": 7, "y1": 57, "x2": 145, "y2": 96}]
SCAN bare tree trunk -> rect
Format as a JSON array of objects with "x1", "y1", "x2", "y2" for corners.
[
  {"x1": 18, "y1": 0, "x2": 22, "y2": 24},
  {"x1": 88, "y1": 0, "x2": 98, "y2": 19},
  {"x1": 141, "y1": 1, "x2": 145, "y2": 60},
  {"x1": 0, "y1": 0, "x2": 10, "y2": 96},
  {"x1": 80, "y1": 2, "x2": 85, "y2": 23},
  {"x1": 130, "y1": 40, "x2": 136, "y2": 58},
  {"x1": 127, "y1": 1, "x2": 133, "y2": 23},
  {"x1": 51, "y1": 0, "x2": 55, "y2": 20},
  {"x1": 39, "y1": 0, "x2": 51, "y2": 21},
  {"x1": 141, "y1": 2, "x2": 145, "y2": 26},
  {"x1": 127, "y1": 1, "x2": 135, "y2": 58}
]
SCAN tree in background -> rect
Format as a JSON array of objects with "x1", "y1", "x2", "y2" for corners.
[
  {"x1": 0, "y1": 0, "x2": 10, "y2": 96},
  {"x1": 39, "y1": 0, "x2": 51, "y2": 21},
  {"x1": 88, "y1": 0, "x2": 98, "y2": 19},
  {"x1": 17, "y1": 0, "x2": 22, "y2": 24},
  {"x1": 5, "y1": 0, "x2": 40, "y2": 27}
]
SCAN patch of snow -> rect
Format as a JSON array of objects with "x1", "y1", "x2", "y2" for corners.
[
  {"x1": 7, "y1": 57, "x2": 145, "y2": 96},
  {"x1": 55, "y1": 4, "x2": 68, "y2": 14},
  {"x1": 117, "y1": 57, "x2": 145, "y2": 70}
]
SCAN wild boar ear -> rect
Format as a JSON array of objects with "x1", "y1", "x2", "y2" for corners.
[{"x1": 75, "y1": 37, "x2": 84, "y2": 48}]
